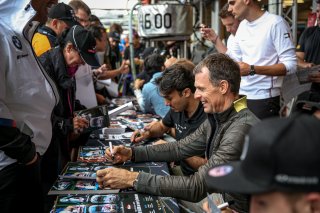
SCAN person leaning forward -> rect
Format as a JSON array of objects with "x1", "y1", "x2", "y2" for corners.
[
  {"x1": 0, "y1": 0, "x2": 59, "y2": 212},
  {"x1": 96, "y1": 53, "x2": 259, "y2": 213}
]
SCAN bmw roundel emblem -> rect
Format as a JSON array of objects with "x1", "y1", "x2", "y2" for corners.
[{"x1": 12, "y1": 36, "x2": 22, "y2": 50}]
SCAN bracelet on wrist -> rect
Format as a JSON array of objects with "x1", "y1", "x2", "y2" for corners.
[{"x1": 132, "y1": 173, "x2": 139, "y2": 189}]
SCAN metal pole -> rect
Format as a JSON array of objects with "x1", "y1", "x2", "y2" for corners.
[
  {"x1": 129, "y1": 2, "x2": 141, "y2": 80},
  {"x1": 199, "y1": 0, "x2": 203, "y2": 25},
  {"x1": 269, "y1": 0, "x2": 278, "y2": 15},
  {"x1": 292, "y1": 0, "x2": 297, "y2": 45},
  {"x1": 278, "y1": 0, "x2": 283, "y2": 16},
  {"x1": 211, "y1": 0, "x2": 220, "y2": 35}
]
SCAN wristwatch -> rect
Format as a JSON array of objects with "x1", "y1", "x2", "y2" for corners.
[
  {"x1": 132, "y1": 176, "x2": 139, "y2": 189},
  {"x1": 249, "y1": 65, "x2": 256, "y2": 76}
]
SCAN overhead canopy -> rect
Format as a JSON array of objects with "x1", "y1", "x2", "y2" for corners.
[{"x1": 59, "y1": 0, "x2": 138, "y2": 10}]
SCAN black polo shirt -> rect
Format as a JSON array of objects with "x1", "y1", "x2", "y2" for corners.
[
  {"x1": 297, "y1": 26, "x2": 320, "y2": 65},
  {"x1": 162, "y1": 102, "x2": 207, "y2": 175}
]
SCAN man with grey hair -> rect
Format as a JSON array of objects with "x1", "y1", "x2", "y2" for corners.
[{"x1": 96, "y1": 53, "x2": 259, "y2": 213}]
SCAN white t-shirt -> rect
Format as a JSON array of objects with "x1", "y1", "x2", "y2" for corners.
[
  {"x1": 226, "y1": 34, "x2": 235, "y2": 50},
  {"x1": 227, "y1": 11, "x2": 296, "y2": 99}
]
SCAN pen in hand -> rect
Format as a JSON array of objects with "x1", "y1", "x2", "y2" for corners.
[
  {"x1": 217, "y1": 200, "x2": 235, "y2": 210},
  {"x1": 109, "y1": 141, "x2": 114, "y2": 161}
]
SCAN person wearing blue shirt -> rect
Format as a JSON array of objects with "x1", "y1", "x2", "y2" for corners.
[{"x1": 133, "y1": 53, "x2": 170, "y2": 117}]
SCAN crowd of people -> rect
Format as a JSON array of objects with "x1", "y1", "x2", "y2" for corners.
[{"x1": 0, "y1": 0, "x2": 319, "y2": 213}]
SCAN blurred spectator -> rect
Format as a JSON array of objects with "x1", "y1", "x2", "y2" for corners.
[
  {"x1": 89, "y1": 14, "x2": 103, "y2": 27},
  {"x1": 69, "y1": 0, "x2": 100, "y2": 108},
  {"x1": 282, "y1": 0, "x2": 320, "y2": 117},
  {"x1": 121, "y1": 29, "x2": 145, "y2": 96},
  {"x1": 109, "y1": 30, "x2": 122, "y2": 69},
  {"x1": 296, "y1": 0, "x2": 320, "y2": 86},
  {"x1": 133, "y1": 53, "x2": 169, "y2": 117},
  {"x1": 201, "y1": 3, "x2": 240, "y2": 54},
  {"x1": 109, "y1": 23, "x2": 123, "y2": 35},
  {"x1": 89, "y1": 15, "x2": 113, "y2": 72},
  {"x1": 88, "y1": 25, "x2": 129, "y2": 103},
  {"x1": 296, "y1": 0, "x2": 320, "y2": 69},
  {"x1": 69, "y1": 0, "x2": 91, "y2": 28},
  {"x1": 123, "y1": 29, "x2": 145, "y2": 70},
  {"x1": 32, "y1": 2, "x2": 78, "y2": 56}
]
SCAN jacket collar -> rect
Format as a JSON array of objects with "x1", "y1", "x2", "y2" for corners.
[
  {"x1": 38, "y1": 25, "x2": 57, "y2": 38},
  {"x1": 209, "y1": 96, "x2": 248, "y2": 124}
]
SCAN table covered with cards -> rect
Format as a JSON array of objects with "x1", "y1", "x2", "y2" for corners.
[{"x1": 49, "y1": 97, "x2": 180, "y2": 213}]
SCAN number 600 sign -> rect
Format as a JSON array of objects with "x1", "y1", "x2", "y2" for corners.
[
  {"x1": 144, "y1": 13, "x2": 172, "y2": 29},
  {"x1": 138, "y1": 4, "x2": 193, "y2": 38}
]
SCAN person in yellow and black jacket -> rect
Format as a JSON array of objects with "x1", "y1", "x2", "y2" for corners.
[{"x1": 32, "y1": 2, "x2": 78, "y2": 57}]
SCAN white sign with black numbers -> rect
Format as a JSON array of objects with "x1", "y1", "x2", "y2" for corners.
[{"x1": 138, "y1": 4, "x2": 193, "y2": 38}]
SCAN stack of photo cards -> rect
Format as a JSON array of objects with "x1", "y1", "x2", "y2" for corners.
[
  {"x1": 77, "y1": 146, "x2": 107, "y2": 163},
  {"x1": 99, "y1": 132, "x2": 133, "y2": 145},
  {"x1": 49, "y1": 162, "x2": 152, "y2": 195},
  {"x1": 51, "y1": 193, "x2": 180, "y2": 213},
  {"x1": 48, "y1": 178, "x2": 120, "y2": 195},
  {"x1": 58, "y1": 162, "x2": 151, "y2": 180},
  {"x1": 58, "y1": 162, "x2": 113, "y2": 180},
  {"x1": 102, "y1": 124, "x2": 127, "y2": 135},
  {"x1": 119, "y1": 116, "x2": 158, "y2": 131}
]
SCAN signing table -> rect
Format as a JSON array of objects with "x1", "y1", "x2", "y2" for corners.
[{"x1": 49, "y1": 98, "x2": 180, "y2": 213}]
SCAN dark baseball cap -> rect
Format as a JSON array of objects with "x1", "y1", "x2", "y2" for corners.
[
  {"x1": 206, "y1": 115, "x2": 320, "y2": 194},
  {"x1": 48, "y1": 3, "x2": 79, "y2": 27},
  {"x1": 66, "y1": 25, "x2": 100, "y2": 67},
  {"x1": 109, "y1": 31, "x2": 120, "y2": 42}
]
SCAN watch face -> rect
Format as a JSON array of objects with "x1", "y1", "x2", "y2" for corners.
[{"x1": 250, "y1": 65, "x2": 255, "y2": 76}]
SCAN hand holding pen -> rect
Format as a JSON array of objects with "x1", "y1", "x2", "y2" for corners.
[
  {"x1": 203, "y1": 196, "x2": 235, "y2": 213},
  {"x1": 130, "y1": 125, "x2": 151, "y2": 143},
  {"x1": 109, "y1": 142, "x2": 114, "y2": 161},
  {"x1": 105, "y1": 145, "x2": 132, "y2": 164}
]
